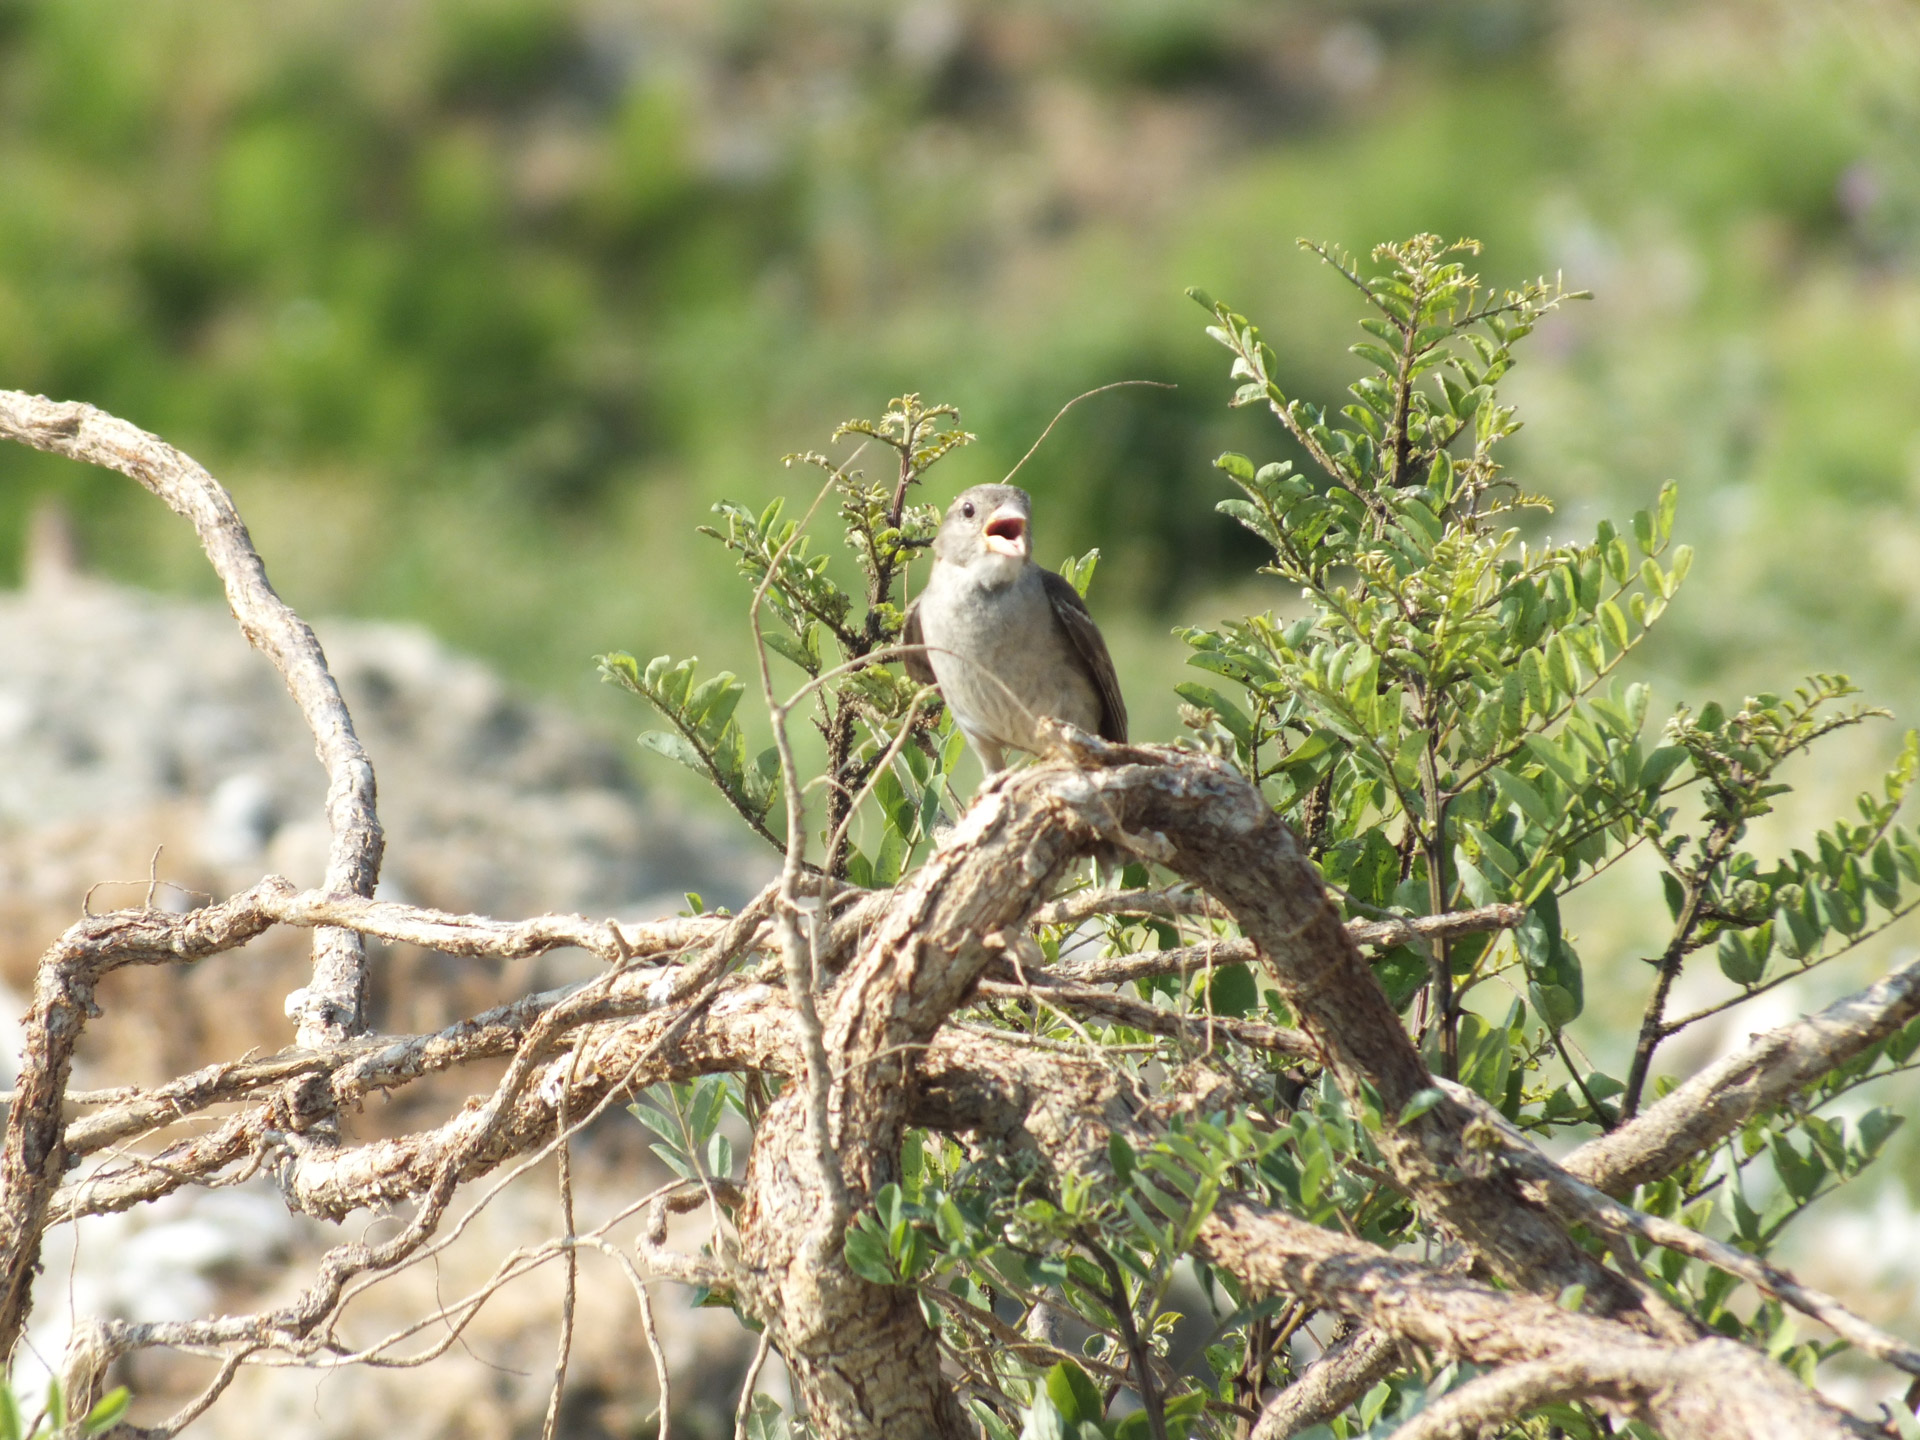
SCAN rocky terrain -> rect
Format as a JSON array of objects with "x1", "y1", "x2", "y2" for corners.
[
  {"x1": 0, "y1": 518, "x2": 768, "y2": 1436},
  {"x1": 0, "y1": 512, "x2": 758, "y2": 1078}
]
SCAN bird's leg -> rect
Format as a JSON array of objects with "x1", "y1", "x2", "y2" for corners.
[{"x1": 965, "y1": 729, "x2": 1008, "y2": 779}]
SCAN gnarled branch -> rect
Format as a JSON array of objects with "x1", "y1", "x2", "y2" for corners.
[{"x1": 0, "y1": 390, "x2": 383, "y2": 1046}]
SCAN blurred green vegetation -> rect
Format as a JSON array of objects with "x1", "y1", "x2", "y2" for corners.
[
  {"x1": 3, "y1": 0, "x2": 1919, "y2": 771},
  {"x1": 6, "y1": 0, "x2": 1920, "y2": 1374}
]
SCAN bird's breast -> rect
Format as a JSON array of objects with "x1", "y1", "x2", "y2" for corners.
[{"x1": 916, "y1": 565, "x2": 1102, "y2": 753}]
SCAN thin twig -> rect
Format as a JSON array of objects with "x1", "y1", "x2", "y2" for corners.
[
  {"x1": 753, "y1": 469, "x2": 853, "y2": 1232},
  {"x1": 735, "y1": 1327, "x2": 774, "y2": 1440},
  {"x1": 539, "y1": 1070, "x2": 582, "y2": 1440},
  {"x1": 1080, "y1": 1233, "x2": 1170, "y2": 1440},
  {"x1": 637, "y1": 1275, "x2": 672, "y2": 1440},
  {"x1": 1001, "y1": 381, "x2": 1176, "y2": 487},
  {"x1": 148, "y1": 1342, "x2": 260, "y2": 1437}
]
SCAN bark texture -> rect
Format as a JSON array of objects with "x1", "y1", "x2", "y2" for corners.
[{"x1": 1199, "y1": 1199, "x2": 1860, "y2": 1440}]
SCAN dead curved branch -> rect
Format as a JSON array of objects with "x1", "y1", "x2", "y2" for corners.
[
  {"x1": 0, "y1": 389, "x2": 383, "y2": 1047},
  {"x1": 1567, "y1": 949, "x2": 1920, "y2": 1196},
  {"x1": 0, "y1": 877, "x2": 293, "y2": 1356}
]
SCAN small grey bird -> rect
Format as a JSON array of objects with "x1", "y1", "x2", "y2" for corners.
[{"x1": 902, "y1": 484, "x2": 1127, "y2": 774}]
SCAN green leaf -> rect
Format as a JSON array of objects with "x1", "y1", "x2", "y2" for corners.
[
  {"x1": 1207, "y1": 962, "x2": 1259, "y2": 1018},
  {"x1": 1398, "y1": 1087, "x2": 1445, "y2": 1125},
  {"x1": 1639, "y1": 745, "x2": 1688, "y2": 794},
  {"x1": 1215, "y1": 452, "x2": 1256, "y2": 483},
  {"x1": 764, "y1": 630, "x2": 818, "y2": 674},
  {"x1": 874, "y1": 828, "x2": 909, "y2": 886},
  {"x1": 1604, "y1": 534, "x2": 1632, "y2": 584},
  {"x1": 1660, "y1": 871, "x2": 1687, "y2": 922},
  {"x1": 1779, "y1": 891, "x2": 1821, "y2": 958},
  {"x1": 1045, "y1": 1361, "x2": 1105, "y2": 1428},
  {"x1": 1546, "y1": 633, "x2": 1578, "y2": 696},
  {"x1": 752, "y1": 745, "x2": 783, "y2": 798},
  {"x1": 1373, "y1": 946, "x2": 1428, "y2": 1011},
  {"x1": 638, "y1": 729, "x2": 706, "y2": 775},
  {"x1": 1059, "y1": 548, "x2": 1102, "y2": 599},
  {"x1": 1531, "y1": 982, "x2": 1580, "y2": 1029},
  {"x1": 1517, "y1": 895, "x2": 1584, "y2": 1025},
  {"x1": 1639, "y1": 556, "x2": 1667, "y2": 599},
  {"x1": 1522, "y1": 733, "x2": 1583, "y2": 789},
  {"x1": 972, "y1": 1402, "x2": 1018, "y2": 1440},
  {"x1": 1598, "y1": 599, "x2": 1631, "y2": 654},
  {"x1": 1135, "y1": 1161, "x2": 1195, "y2": 1221},
  {"x1": 1574, "y1": 555, "x2": 1602, "y2": 613},
  {"x1": 1114, "y1": 1395, "x2": 1207, "y2": 1440},
  {"x1": 1351, "y1": 341, "x2": 1399, "y2": 374},
  {"x1": 598, "y1": 650, "x2": 642, "y2": 688},
  {"x1": 1858, "y1": 1107, "x2": 1903, "y2": 1161},
  {"x1": 1518, "y1": 649, "x2": 1549, "y2": 717},
  {"x1": 657, "y1": 655, "x2": 696, "y2": 709},
  {"x1": 1275, "y1": 729, "x2": 1339, "y2": 771},
  {"x1": 685, "y1": 673, "x2": 742, "y2": 734},
  {"x1": 1717, "y1": 929, "x2": 1765, "y2": 986},
  {"x1": 1455, "y1": 1011, "x2": 1512, "y2": 1105},
  {"x1": 1018, "y1": 1394, "x2": 1067, "y2": 1440},
  {"x1": 81, "y1": 1389, "x2": 130, "y2": 1435},
  {"x1": 1490, "y1": 767, "x2": 1555, "y2": 830},
  {"x1": 843, "y1": 1218, "x2": 897, "y2": 1285},
  {"x1": 1174, "y1": 683, "x2": 1254, "y2": 752},
  {"x1": 1456, "y1": 853, "x2": 1502, "y2": 906},
  {"x1": 1770, "y1": 1135, "x2": 1825, "y2": 1204}
]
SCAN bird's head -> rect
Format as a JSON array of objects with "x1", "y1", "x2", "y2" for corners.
[{"x1": 934, "y1": 484, "x2": 1032, "y2": 582}]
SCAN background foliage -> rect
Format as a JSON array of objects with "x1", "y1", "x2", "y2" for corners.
[
  {"x1": 5, "y1": 0, "x2": 1920, "y2": 717},
  {"x1": 5, "y1": 0, "x2": 1920, "y2": 1414}
]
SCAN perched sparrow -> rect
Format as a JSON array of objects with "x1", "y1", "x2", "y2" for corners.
[{"x1": 902, "y1": 484, "x2": 1127, "y2": 773}]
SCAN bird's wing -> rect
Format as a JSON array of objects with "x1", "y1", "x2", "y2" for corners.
[
  {"x1": 900, "y1": 600, "x2": 939, "y2": 686},
  {"x1": 1040, "y1": 569, "x2": 1128, "y2": 743}
]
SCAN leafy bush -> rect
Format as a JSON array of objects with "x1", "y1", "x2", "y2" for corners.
[{"x1": 605, "y1": 235, "x2": 1920, "y2": 1438}]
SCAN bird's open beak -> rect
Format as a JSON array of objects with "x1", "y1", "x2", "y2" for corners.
[{"x1": 983, "y1": 507, "x2": 1029, "y2": 559}]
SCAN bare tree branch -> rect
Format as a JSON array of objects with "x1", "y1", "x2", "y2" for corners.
[
  {"x1": 1248, "y1": 1328, "x2": 1399, "y2": 1440},
  {"x1": 975, "y1": 975, "x2": 1312, "y2": 1057},
  {"x1": 913, "y1": 1029, "x2": 1862, "y2": 1438},
  {"x1": 1567, "y1": 949, "x2": 1920, "y2": 1196},
  {"x1": 0, "y1": 390, "x2": 383, "y2": 1046},
  {"x1": 260, "y1": 889, "x2": 735, "y2": 964},
  {"x1": 1028, "y1": 731, "x2": 1646, "y2": 1319},
  {"x1": 0, "y1": 877, "x2": 292, "y2": 1356},
  {"x1": 1046, "y1": 900, "x2": 1523, "y2": 989},
  {"x1": 1198, "y1": 1198, "x2": 1857, "y2": 1438},
  {"x1": 1444, "y1": 1082, "x2": 1920, "y2": 1376},
  {"x1": 1254, "y1": 950, "x2": 1920, "y2": 1436},
  {"x1": 1384, "y1": 1354, "x2": 1719, "y2": 1440}
]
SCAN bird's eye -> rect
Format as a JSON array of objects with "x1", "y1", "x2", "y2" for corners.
[{"x1": 961, "y1": 501, "x2": 975, "y2": 519}]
